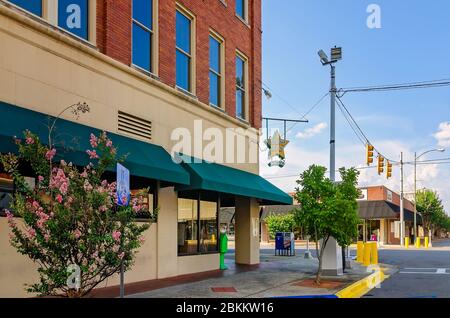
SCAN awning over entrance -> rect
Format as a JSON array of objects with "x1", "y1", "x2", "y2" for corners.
[
  {"x1": 175, "y1": 154, "x2": 293, "y2": 206},
  {"x1": 358, "y1": 200, "x2": 422, "y2": 224},
  {"x1": 0, "y1": 102, "x2": 190, "y2": 186}
]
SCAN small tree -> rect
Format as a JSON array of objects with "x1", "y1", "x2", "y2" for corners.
[
  {"x1": 416, "y1": 189, "x2": 445, "y2": 239},
  {"x1": 294, "y1": 165, "x2": 360, "y2": 284},
  {"x1": 0, "y1": 130, "x2": 154, "y2": 297},
  {"x1": 265, "y1": 213, "x2": 296, "y2": 239}
]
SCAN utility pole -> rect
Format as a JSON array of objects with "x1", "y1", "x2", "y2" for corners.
[
  {"x1": 330, "y1": 64, "x2": 336, "y2": 182},
  {"x1": 414, "y1": 151, "x2": 417, "y2": 245},
  {"x1": 400, "y1": 152, "x2": 404, "y2": 246},
  {"x1": 318, "y1": 47, "x2": 343, "y2": 275}
]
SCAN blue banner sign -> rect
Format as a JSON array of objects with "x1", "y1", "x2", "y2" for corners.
[{"x1": 116, "y1": 163, "x2": 130, "y2": 207}]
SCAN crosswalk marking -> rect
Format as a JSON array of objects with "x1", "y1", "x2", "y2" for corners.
[{"x1": 399, "y1": 268, "x2": 449, "y2": 275}]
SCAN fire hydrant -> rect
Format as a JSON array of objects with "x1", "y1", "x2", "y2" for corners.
[{"x1": 219, "y1": 230, "x2": 228, "y2": 270}]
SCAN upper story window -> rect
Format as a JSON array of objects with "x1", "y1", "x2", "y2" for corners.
[
  {"x1": 58, "y1": 0, "x2": 89, "y2": 40},
  {"x1": 8, "y1": 0, "x2": 42, "y2": 16},
  {"x1": 236, "y1": 0, "x2": 248, "y2": 22},
  {"x1": 176, "y1": 9, "x2": 193, "y2": 93},
  {"x1": 209, "y1": 34, "x2": 224, "y2": 108},
  {"x1": 132, "y1": 0, "x2": 154, "y2": 73},
  {"x1": 235, "y1": 53, "x2": 248, "y2": 120}
]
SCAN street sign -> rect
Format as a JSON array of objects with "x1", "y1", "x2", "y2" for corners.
[{"x1": 116, "y1": 163, "x2": 130, "y2": 207}]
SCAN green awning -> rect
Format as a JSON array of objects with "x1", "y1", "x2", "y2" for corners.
[
  {"x1": 175, "y1": 154, "x2": 293, "y2": 205},
  {"x1": 0, "y1": 102, "x2": 190, "y2": 186}
]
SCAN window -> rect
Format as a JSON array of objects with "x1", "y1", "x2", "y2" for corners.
[
  {"x1": 8, "y1": 0, "x2": 42, "y2": 16},
  {"x1": 58, "y1": 0, "x2": 89, "y2": 40},
  {"x1": 177, "y1": 196, "x2": 219, "y2": 255},
  {"x1": 176, "y1": 10, "x2": 192, "y2": 92},
  {"x1": 0, "y1": 175, "x2": 14, "y2": 214},
  {"x1": 236, "y1": 0, "x2": 246, "y2": 21},
  {"x1": 132, "y1": 0, "x2": 154, "y2": 73},
  {"x1": 209, "y1": 35, "x2": 223, "y2": 108},
  {"x1": 178, "y1": 198, "x2": 199, "y2": 255},
  {"x1": 235, "y1": 54, "x2": 247, "y2": 120}
]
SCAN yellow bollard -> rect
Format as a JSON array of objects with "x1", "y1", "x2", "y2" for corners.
[
  {"x1": 424, "y1": 237, "x2": 429, "y2": 248},
  {"x1": 415, "y1": 237, "x2": 421, "y2": 248},
  {"x1": 405, "y1": 237, "x2": 409, "y2": 249},
  {"x1": 370, "y1": 242, "x2": 378, "y2": 265},
  {"x1": 363, "y1": 242, "x2": 371, "y2": 266},
  {"x1": 356, "y1": 241, "x2": 364, "y2": 263}
]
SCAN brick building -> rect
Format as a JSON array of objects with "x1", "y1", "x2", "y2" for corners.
[
  {"x1": 0, "y1": 0, "x2": 291, "y2": 297},
  {"x1": 358, "y1": 186, "x2": 422, "y2": 245}
]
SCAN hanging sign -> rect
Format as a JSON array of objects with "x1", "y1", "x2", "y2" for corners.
[
  {"x1": 264, "y1": 130, "x2": 289, "y2": 168},
  {"x1": 116, "y1": 163, "x2": 130, "y2": 207}
]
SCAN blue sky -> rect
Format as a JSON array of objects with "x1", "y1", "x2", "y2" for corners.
[{"x1": 260, "y1": 0, "x2": 450, "y2": 211}]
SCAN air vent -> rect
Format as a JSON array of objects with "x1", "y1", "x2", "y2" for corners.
[{"x1": 118, "y1": 111, "x2": 152, "y2": 141}]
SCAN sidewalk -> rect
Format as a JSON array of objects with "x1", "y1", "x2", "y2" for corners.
[{"x1": 127, "y1": 252, "x2": 386, "y2": 298}]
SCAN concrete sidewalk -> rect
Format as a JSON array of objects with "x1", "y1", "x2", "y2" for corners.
[{"x1": 128, "y1": 252, "x2": 382, "y2": 298}]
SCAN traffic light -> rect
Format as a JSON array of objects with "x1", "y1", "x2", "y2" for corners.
[
  {"x1": 377, "y1": 155, "x2": 385, "y2": 175},
  {"x1": 386, "y1": 161, "x2": 393, "y2": 179},
  {"x1": 366, "y1": 144, "x2": 374, "y2": 166}
]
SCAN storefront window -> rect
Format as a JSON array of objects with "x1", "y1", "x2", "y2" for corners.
[
  {"x1": 177, "y1": 196, "x2": 219, "y2": 255},
  {"x1": 199, "y1": 201, "x2": 218, "y2": 253},
  {"x1": 0, "y1": 175, "x2": 14, "y2": 214},
  {"x1": 178, "y1": 198, "x2": 198, "y2": 255}
]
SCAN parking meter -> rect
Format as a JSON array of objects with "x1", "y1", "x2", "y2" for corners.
[{"x1": 219, "y1": 229, "x2": 228, "y2": 270}]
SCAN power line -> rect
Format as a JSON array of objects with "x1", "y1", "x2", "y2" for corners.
[
  {"x1": 285, "y1": 92, "x2": 330, "y2": 135},
  {"x1": 338, "y1": 78, "x2": 450, "y2": 97},
  {"x1": 336, "y1": 98, "x2": 366, "y2": 146}
]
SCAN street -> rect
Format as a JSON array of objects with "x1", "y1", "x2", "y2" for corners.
[{"x1": 363, "y1": 239, "x2": 450, "y2": 298}]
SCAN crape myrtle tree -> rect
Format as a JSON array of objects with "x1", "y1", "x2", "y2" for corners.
[
  {"x1": 294, "y1": 165, "x2": 360, "y2": 284},
  {"x1": 0, "y1": 129, "x2": 155, "y2": 297}
]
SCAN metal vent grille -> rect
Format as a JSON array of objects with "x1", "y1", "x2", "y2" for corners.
[{"x1": 118, "y1": 111, "x2": 152, "y2": 141}]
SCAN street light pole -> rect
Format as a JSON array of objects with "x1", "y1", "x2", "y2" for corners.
[
  {"x1": 330, "y1": 64, "x2": 336, "y2": 182},
  {"x1": 400, "y1": 152, "x2": 404, "y2": 246},
  {"x1": 413, "y1": 148, "x2": 445, "y2": 245}
]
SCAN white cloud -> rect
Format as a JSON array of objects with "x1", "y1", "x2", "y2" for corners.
[
  {"x1": 434, "y1": 122, "x2": 450, "y2": 147},
  {"x1": 296, "y1": 122, "x2": 327, "y2": 139}
]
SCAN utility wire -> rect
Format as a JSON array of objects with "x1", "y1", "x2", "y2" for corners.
[{"x1": 338, "y1": 78, "x2": 450, "y2": 97}]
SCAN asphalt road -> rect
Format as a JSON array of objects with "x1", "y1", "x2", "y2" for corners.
[{"x1": 363, "y1": 239, "x2": 450, "y2": 298}]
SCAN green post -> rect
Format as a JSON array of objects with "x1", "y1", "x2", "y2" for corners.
[{"x1": 219, "y1": 232, "x2": 228, "y2": 270}]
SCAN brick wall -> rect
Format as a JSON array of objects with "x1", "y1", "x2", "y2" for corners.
[
  {"x1": 366, "y1": 186, "x2": 415, "y2": 211},
  {"x1": 96, "y1": 0, "x2": 262, "y2": 129}
]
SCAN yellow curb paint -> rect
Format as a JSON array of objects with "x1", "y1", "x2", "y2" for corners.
[{"x1": 335, "y1": 270, "x2": 388, "y2": 298}]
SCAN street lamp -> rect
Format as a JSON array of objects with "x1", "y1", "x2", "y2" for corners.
[{"x1": 413, "y1": 148, "x2": 445, "y2": 244}]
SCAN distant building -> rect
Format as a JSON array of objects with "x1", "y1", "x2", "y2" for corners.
[{"x1": 358, "y1": 186, "x2": 422, "y2": 245}]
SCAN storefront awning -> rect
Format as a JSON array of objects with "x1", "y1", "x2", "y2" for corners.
[
  {"x1": 358, "y1": 200, "x2": 422, "y2": 224},
  {"x1": 175, "y1": 154, "x2": 293, "y2": 205},
  {"x1": 0, "y1": 102, "x2": 190, "y2": 186}
]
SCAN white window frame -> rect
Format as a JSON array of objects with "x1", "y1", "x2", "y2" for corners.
[
  {"x1": 235, "y1": 0, "x2": 249, "y2": 25},
  {"x1": 209, "y1": 30, "x2": 225, "y2": 109},
  {"x1": 235, "y1": 50, "x2": 249, "y2": 121},
  {"x1": 175, "y1": 3, "x2": 196, "y2": 95},
  {"x1": 131, "y1": 0, "x2": 159, "y2": 76}
]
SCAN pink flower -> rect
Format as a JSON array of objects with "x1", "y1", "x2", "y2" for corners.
[
  {"x1": 112, "y1": 244, "x2": 120, "y2": 253},
  {"x1": 26, "y1": 137, "x2": 34, "y2": 145},
  {"x1": 118, "y1": 252, "x2": 125, "y2": 260},
  {"x1": 44, "y1": 233, "x2": 50, "y2": 242},
  {"x1": 83, "y1": 180, "x2": 93, "y2": 191},
  {"x1": 112, "y1": 230, "x2": 121, "y2": 243},
  {"x1": 138, "y1": 236, "x2": 145, "y2": 245},
  {"x1": 56, "y1": 194, "x2": 63, "y2": 204},
  {"x1": 38, "y1": 175, "x2": 44, "y2": 183},
  {"x1": 50, "y1": 168, "x2": 69, "y2": 195},
  {"x1": 110, "y1": 147, "x2": 117, "y2": 155},
  {"x1": 80, "y1": 171, "x2": 88, "y2": 178},
  {"x1": 73, "y1": 229, "x2": 82, "y2": 239},
  {"x1": 99, "y1": 205, "x2": 107, "y2": 213},
  {"x1": 90, "y1": 133, "x2": 98, "y2": 148},
  {"x1": 86, "y1": 150, "x2": 99, "y2": 159},
  {"x1": 45, "y1": 148, "x2": 56, "y2": 160},
  {"x1": 106, "y1": 139, "x2": 113, "y2": 148},
  {"x1": 26, "y1": 227, "x2": 36, "y2": 239}
]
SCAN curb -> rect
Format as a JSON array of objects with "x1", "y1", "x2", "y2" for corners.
[{"x1": 335, "y1": 268, "x2": 388, "y2": 298}]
